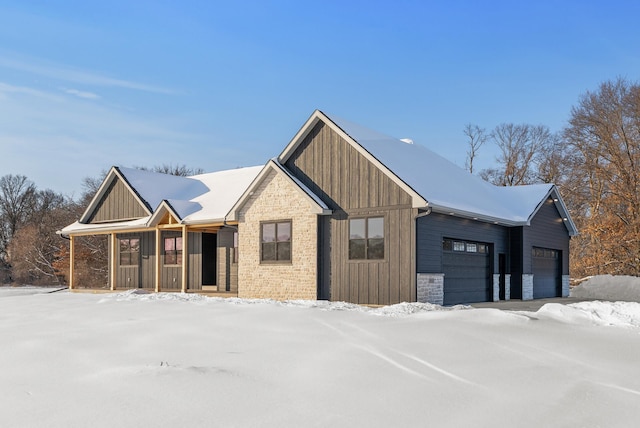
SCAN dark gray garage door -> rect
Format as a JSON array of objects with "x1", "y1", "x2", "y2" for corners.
[
  {"x1": 442, "y1": 239, "x2": 491, "y2": 305},
  {"x1": 532, "y1": 247, "x2": 561, "y2": 299}
]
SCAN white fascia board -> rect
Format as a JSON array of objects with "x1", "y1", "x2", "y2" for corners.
[
  {"x1": 79, "y1": 166, "x2": 152, "y2": 223},
  {"x1": 57, "y1": 217, "x2": 152, "y2": 237},
  {"x1": 279, "y1": 110, "x2": 427, "y2": 209}
]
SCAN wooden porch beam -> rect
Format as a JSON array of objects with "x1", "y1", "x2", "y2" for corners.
[
  {"x1": 181, "y1": 225, "x2": 188, "y2": 293},
  {"x1": 155, "y1": 227, "x2": 161, "y2": 292},
  {"x1": 69, "y1": 235, "x2": 75, "y2": 290},
  {"x1": 110, "y1": 233, "x2": 117, "y2": 291}
]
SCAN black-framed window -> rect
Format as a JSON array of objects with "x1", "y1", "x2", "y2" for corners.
[
  {"x1": 119, "y1": 238, "x2": 140, "y2": 266},
  {"x1": 349, "y1": 217, "x2": 384, "y2": 260},
  {"x1": 261, "y1": 221, "x2": 291, "y2": 262},
  {"x1": 443, "y1": 238, "x2": 488, "y2": 254},
  {"x1": 533, "y1": 247, "x2": 558, "y2": 258},
  {"x1": 164, "y1": 236, "x2": 183, "y2": 265}
]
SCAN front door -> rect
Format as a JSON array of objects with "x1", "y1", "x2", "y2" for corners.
[{"x1": 202, "y1": 233, "x2": 217, "y2": 286}]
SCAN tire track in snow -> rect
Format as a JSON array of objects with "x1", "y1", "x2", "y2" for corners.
[
  {"x1": 315, "y1": 318, "x2": 475, "y2": 385},
  {"x1": 595, "y1": 382, "x2": 640, "y2": 397},
  {"x1": 397, "y1": 352, "x2": 478, "y2": 386},
  {"x1": 351, "y1": 344, "x2": 432, "y2": 381}
]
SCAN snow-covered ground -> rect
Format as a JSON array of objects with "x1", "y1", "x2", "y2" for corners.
[{"x1": 1, "y1": 277, "x2": 639, "y2": 428}]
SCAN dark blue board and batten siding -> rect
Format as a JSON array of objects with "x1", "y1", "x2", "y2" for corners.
[
  {"x1": 417, "y1": 212, "x2": 509, "y2": 304},
  {"x1": 524, "y1": 198, "x2": 570, "y2": 298}
]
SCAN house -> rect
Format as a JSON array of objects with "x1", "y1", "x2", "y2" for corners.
[
  {"x1": 59, "y1": 165, "x2": 262, "y2": 292},
  {"x1": 60, "y1": 110, "x2": 577, "y2": 305},
  {"x1": 228, "y1": 110, "x2": 577, "y2": 305}
]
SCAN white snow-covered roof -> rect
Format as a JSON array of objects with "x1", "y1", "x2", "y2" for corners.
[
  {"x1": 281, "y1": 110, "x2": 577, "y2": 234},
  {"x1": 61, "y1": 165, "x2": 263, "y2": 235},
  {"x1": 119, "y1": 165, "x2": 263, "y2": 223}
]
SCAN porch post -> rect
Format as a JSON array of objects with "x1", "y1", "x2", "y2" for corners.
[
  {"x1": 110, "y1": 233, "x2": 117, "y2": 291},
  {"x1": 69, "y1": 235, "x2": 75, "y2": 290},
  {"x1": 181, "y1": 225, "x2": 188, "y2": 293},
  {"x1": 155, "y1": 228, "x2": 161, "y2": 292}
]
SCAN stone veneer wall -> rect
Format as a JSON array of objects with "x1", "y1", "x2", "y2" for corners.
[
  {"x1": 522, "y1": 274, "x2": 534, "y2": 300},
  {"x1": 417, "y1": 273, "x2": 444, "y2": 305},
  {"x1": 237, "y1": 169, "x2": 318, "y2": 301},
  {"x1": 493, "y1": 274, "x2": 512, "y2": 301},
  {"x1": 562, "y1": 275, "x2": 570, "y2": 298},
  {"x1": 504, "y1": 274, "x2": 511, "y2": 300}
]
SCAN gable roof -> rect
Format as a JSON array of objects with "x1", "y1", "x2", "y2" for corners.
[
  {"x1": 226, "y1": 159, "x2": 332, "y2": 221},
  {"x1": 279, "y1": 110, "x2": 578, "y2": 235},
  {"x1": 62, "y1": 165, "x2": 263, "y2": 236}
]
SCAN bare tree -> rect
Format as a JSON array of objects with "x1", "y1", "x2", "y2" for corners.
[
  {"x1": 564, "y1": 78, "x2": 640, "y2": 277},
  {"x1": 480, "y1": 123, "x2": 556, "y2": 186},
  {"x1": 463, "y1": 124, "x2": 488, "y2": 174},
  {"x1": 0, "y1": 175, "x2": 37, "y2": 263},
  {"x1": 136, "y1": 163, "x2": 205, "y2": 177},
  {"x1": 8, "y1": 189, "x2": 74, "y2": 285}
]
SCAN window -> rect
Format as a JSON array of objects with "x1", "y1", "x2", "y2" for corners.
[
  {"x1": 533, "y1": 247, "x2": 558, "y2": 259},
  {"x1": 261, "y1": 221, "x2": 291, "y2": 262},
  {"x1": 444, "y1": 239, "x2": 489, "y2": 254},
  {"x1": 119, "y1": 238, "x2": 140, "y2": 266},
  {"x1": 349, "y1": 217, "x2": 384, "y2": 260},
  {"x1": 164, "y1": 236, "x2": 183, "y2": 265}
]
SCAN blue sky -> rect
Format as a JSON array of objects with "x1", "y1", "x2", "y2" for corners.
[{"x1": 1, "y1": 0, "x2": 639, "y2": 197}]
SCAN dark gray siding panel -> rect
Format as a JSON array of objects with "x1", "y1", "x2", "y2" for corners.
[
  {"x1": 90, "y1": 178, "x2": 148, "y2": 223},
  {"x1": 217, "y1": 228, "x2": 237, "y2": 292},
  {"x1": 523, "y1": 198, "x2": 570, "y2": 275},
  {"x1": 417, "y1": 213, "x2": 509, "y2": 273},
  {"x1": 115, "y1": 231, "x2": 155, "y2": 289},
  {"x1": 188, "y1": 232, "x2": 202, "y2": 290}
]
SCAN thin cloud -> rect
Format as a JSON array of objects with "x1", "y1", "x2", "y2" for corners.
[
  {"x1": 62, "y1": 88, "x2": 101, "y2": 100},
  {"x1": 0, "y1": 55, "x2": 178, "y2": 95}
]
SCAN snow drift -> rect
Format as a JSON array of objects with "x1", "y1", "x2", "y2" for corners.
[{"x1": 1, "y1": 275, "x2": 639, "y2": 427}]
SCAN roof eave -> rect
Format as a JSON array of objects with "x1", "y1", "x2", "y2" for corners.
[{"x1": 430, "y1": 204, "x2": 524, "y2": 227}]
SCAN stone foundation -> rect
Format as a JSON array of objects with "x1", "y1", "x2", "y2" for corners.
[
  {"x1": 562, "y1": 275, "x2": 570, "y2": 297},
  {"x1": 504, "y1": 274, "x2": 511, "y2": 300},
  {"x1": 417, "y1": 273, "x2": 444, "y2": 305},
  {"x1": 522, "y1": 274, "x2": 534, "y2": 300}
]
